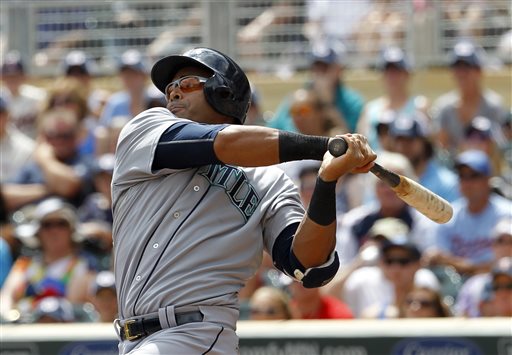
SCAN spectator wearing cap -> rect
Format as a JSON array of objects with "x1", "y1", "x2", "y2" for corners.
[
  {"x1": 388, "y1": 111, "x2": 460, "y2": 202},
  {"x1": 0, "y1": 198, "x2": 95, "y2": 322},
  {"x1": 1, "y1": 51, "x2": 47, "y2": 138},
  {"x1": 88, "y1": 270, "x2": 118, "y2": 322},
  {"x1": 454, "y1": 217, "x2": 512, "y2": 317},
  {"x1": 100, "y1": 49, "x2": 165, "y2": 127},
  {"x1": 2, "y1": 108, "x2": 96, "y2": 211},
  {"x1": 0, "y1": 95, "x2": 35, "y2": 183},
  {"x1": 461, "y1": 115, "x2": 506, "y2": 176},
  {"x1": 356, "y1": 46, "x2": 430, "y2": 151},
  {"x1": 31, "y1": 296, "x2": 76, "y2": 323},
  {"x1": 424, "y1": 150, "x2": 512, "y2": 276},
  {"x1": 267, "y1": 42, "x2": 364, "y2": 134},
  {"x1": 62, "y1": 50, "x2": 111, "y2": 126},
  {"x1": 431, "y1": 41, "x2": 507, "y2": 161},
  {"x1": 78, "y1": 153, "x2": 115, "y2": 270},
  {"x1": 479, "y1": 256, "x2": 512, "y2": 317},
  {"x1": 335, "y1": 151, "x2": 436, "y2": 268},
  {"x1": 341, "y1": 223, "x2": 439, "y2": 318}
]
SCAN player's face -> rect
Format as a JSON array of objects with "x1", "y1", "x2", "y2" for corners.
[{"x1": 166, "y1": 66, "x2": 233, "y2": 124}]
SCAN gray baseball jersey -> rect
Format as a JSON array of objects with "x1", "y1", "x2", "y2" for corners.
[{"x1": 112, "y1": 107, "x2": 304, "y2": 325}]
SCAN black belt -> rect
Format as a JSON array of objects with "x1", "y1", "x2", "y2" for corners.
[{"x1": 121, "y1": 310, "x2": 204, "y2": 341}]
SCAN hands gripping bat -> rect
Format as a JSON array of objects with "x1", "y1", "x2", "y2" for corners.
[{"x1": 328, "y1": 138, "x2": 453, "y2": 224}]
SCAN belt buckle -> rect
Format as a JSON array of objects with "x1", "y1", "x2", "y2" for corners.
[{"x1": 123, "y1": 319, "x2": 141, "y2": 341}]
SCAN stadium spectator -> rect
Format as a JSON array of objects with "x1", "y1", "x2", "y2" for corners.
[
  {"x1": 31, "y1": 296, "x2": 76, "y2": 323},
  {"x1": 0, "y1": 96, "x2": 35, "y2": 183},
  {"x1": 287, "y1": 279, "x2": 353, "y2": 320},
  {"x1": 2, "y1": 108, "x2": 95, "y2": 211},
  {"x1": 94, "y1": 115, "x2": 130, "y2": 156},
  {"x1": 356, "y1": 46, "x2": 429, "y2": 151},
  {"x1": 42, "y1": 77, "x2": 95, "y2": 156},
  {"x1": 88, "y1": 270, "x2": 118, "y2": 322},
  {"x1": 424, "y1": 150, "x2": 512, "y2": 276},
  {"x1": 430, "y1": 41, "x2": 507, "y2": 161},
  {"x1": 0, "y1": 50, "x2": 46, "y2": 138},
  {"x1": 478, "y1": 257, "x2": 512, "y2": 317},
  {"x1": 342, "y1": 228, "x2": 439, "y2": 318},
  {"x1": 245, "y1": 84, "x2": 266, "y2": 126},
  {"x1": 335, "y1": 151, "x2": 435, "y2": 267},
  {"x1": 460, "y1": 115, "x2": 506, "y2": 176},
  {"x1": 100, "y1": 49, "x2": 165, "y2": 127},
  {"x1": 388, "y1": 110, "x2": 460, "y2": 202},
  {"x1": 78, "y1": 153, "x2": 114, "y2": 271},
  {"x1": 454, "y1": 217, "x2": 512, "y2": 317},
  {"x1": 266, "y1": 42, "x2": 364, "y2": 134},
  {"x1": 248, "y1": 286, "x2": 292, "y2": 321},
  {"x1": 0, "y1": 198, "x2": 95, "y2": 322},
  {"x1": 401, "y1": 286, "x2": 452, "y2": 318}
]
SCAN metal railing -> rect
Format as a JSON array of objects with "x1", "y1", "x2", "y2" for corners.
[{"x1": 1, "y1": 0, "x2": 510, "y2": 76}]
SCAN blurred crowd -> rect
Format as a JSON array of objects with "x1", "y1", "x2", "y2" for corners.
[{"x1": 0, "y1": 34, "x2": 511, "y2": 325}]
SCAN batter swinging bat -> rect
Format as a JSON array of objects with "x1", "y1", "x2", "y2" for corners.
[{"x1": 328, "y1": 138, "x2": 453, "y2": 224}]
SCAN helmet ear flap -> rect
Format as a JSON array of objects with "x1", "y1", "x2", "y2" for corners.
[{"x1": 214, "y1": 86, "x2": 234, "y2": 100}]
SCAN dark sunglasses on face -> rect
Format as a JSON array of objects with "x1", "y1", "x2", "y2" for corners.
[
  {"x1": 383, "y1": 257, "x2": 415, "y2": 266},
  {"x1": 250, "y1": 307, "x2": 278, "y2": 316},
  {"x1": 458, "y1": 171, "x2": 484, "y2": 181},
  {"x1": 405, "y1": 298, "x2": 435, "y2": 308},
  {"x1": 45, "y1": 131, "x2": 76, "y2": 141},
  {"x1": 165, "y1": 75, "x2": 208, "y2": 97},
  {"x1": 492, "y1": 282, "x2": 512, "y2": 291},
  {"x1": 40, "y1": 219, "x2": 70, "y2": 229}
]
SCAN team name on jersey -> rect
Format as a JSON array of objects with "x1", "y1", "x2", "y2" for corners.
[{"x1": 199, "y1": 165, "x2": 260, "y2": 221}]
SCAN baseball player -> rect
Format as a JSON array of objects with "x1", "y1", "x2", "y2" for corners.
[{"x1": 112, "y1": 47, "x2": 376, "y2": 354}]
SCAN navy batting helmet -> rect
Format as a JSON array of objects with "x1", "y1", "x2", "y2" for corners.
[{"x1": 151, "y1": 47, "x2": 251, "y2": 124}]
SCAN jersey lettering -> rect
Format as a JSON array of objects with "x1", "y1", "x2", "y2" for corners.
[{"x1": 199, "y1": 165, "x2": 260, "y2": 221}]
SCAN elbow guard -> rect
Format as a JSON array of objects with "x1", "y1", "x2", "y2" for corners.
[{"x1": 272, "y1": 224, "x2": 340, "y2": 288}]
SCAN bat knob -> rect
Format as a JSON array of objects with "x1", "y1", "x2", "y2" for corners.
[{"x1": 328, "y1": 138, "x2": 348, "y2": 157}]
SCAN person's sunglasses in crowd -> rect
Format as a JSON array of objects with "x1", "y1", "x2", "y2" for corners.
[
  {"x1": 383, "y1": 257, "x2": 414, "y2": 266},
  {"x1": 45, "y1": 130, "x2": 77, "y2": 141},
  {"x1": 405, "y1": 297, "x2": 435, "y2": 310},
  {"x1": 40, "y1": 219, "x2": 70, "y2": 230},
  {"x1": 165, "y1": 76, "x2": 208, "y2": 98},
  {"x1": 492, "y1": 282, "x2": 512, "y2": 292}
]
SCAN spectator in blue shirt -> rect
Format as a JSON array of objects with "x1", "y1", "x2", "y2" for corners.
[
  {"x1": 266, "y1": 42, "x2": 364, "y2": 133},
  {"x1": 100, "y1": 49, "x2": 165, "y2": 127},
  {"x1": 424, "y1": 150, "x2": 512, "y2": 276},
  {"x1": 388, "y1": 110, "x2": 460, "y2": 203}
]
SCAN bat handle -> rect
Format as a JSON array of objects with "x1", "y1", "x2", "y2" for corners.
[{"x1": 328, "y1": 137, "x2": 348, "y2": 157}]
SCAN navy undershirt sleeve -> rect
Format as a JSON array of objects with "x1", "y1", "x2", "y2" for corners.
[{"x1": 152, "y1": 122, "x2": 229, "y2": 170}]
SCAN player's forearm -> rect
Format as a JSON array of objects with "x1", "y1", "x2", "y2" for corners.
[
  {"x1": 214, "y1": 125, "x2": 330, "y2": 167},
  {"x1": 292, "y1": 218, "x2": 336, "y2": 268},
  {"x1": 292, "y1": 176, "x2": 337, "y2": 268}
]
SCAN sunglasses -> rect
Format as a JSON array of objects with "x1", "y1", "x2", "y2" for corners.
[
  {"x1": 250, "y1": 307, "x2": 278, "y2": 316},
  {"x1": 405, "y1": 298, "x2": 435, "y2": 308},
  {"x1": 492, "y1": 282, "x2": 512, "y2": 291},
  {"x1": 45, "y1": 131, "x2": 76, "y2": 141},
  {"x1": 383, "y1": 257, "x2": 415, "y2": 266},
  {"x1": 458, "y1": 172, "x2": 484, "y2": 181},
  {"x1": 40, "y1": 219, "x2": 70, "y2": 229},
  {"x1": 165, "y1": 75, "x2": 208, "y2": 97}
]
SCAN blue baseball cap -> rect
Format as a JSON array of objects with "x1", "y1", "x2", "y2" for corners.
[
  {"x1": 455, "y1": 149, "x2": 491, "y2": 176},
  {"x1": 450, "y1": 41, "x2": 482, "y2": 68},
  {"x1": 378, "y1": 46, "x2": 410, "y2": 71}
]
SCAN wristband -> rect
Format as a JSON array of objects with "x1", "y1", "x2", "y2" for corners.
[
  {"x1": 278, "y1": 131, "x2": 329, "y2": 162},
  {"x1": 307, "y1": 176, "x2": 336, "y2": 226}
]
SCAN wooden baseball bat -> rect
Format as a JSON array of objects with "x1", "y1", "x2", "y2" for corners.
[{"x1": 328, "y1": 138, "x2": 453, "y2": 224}]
